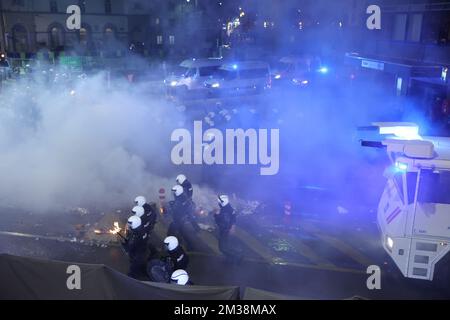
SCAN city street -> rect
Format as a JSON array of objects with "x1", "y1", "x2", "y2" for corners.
[
  {"x1": 0, "y1": 82, "x2": 449, "y2": 299},
  {"x1": 1, "y1": 200, "x2": 449, "y2": 299},
  {"x1": 1, "y1": 0, "x2": 450, "y2": 302}
]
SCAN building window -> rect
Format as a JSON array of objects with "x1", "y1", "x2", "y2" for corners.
[
  {"x1": 422, "y1": 11, "x2": 450, "y2": 45},
  {"x1": 104, "y1": 26, "x2": 115, "y2": 42},
  {"x1": 49, "y1": 25, "x2": 64, "y2": 49},
  {"x1": 79, "y1": 27, "x2": 88, "y2": 43},
  {"x1": 156, "y1": 35, "x2": 163, "y2": 45},
  {"x1": 392, "y1": 14, "x2": 407, "y2": 41},
  {"x1": 49, "y1": 1, "x2": 57, "y2": 13},
  {"x1": 169, "y1": 35, "x2": 175, "y2": 45},
  {"x1": 407, "y1": 14, "x2": 423, "y2": 42},
  {"x1": 12, "y1": 24, "x2": 28, "y2": 52},
  {"x1": 105, "y1": 0, "x2": 111, "y2": 14},
  {"x1": 78, "y1": 0, "x2": 86, "y2": 14}
]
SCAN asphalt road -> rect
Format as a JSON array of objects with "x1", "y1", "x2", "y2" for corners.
[{"x1": 1, "y1": 201, "x2": 449, "y2": 299}]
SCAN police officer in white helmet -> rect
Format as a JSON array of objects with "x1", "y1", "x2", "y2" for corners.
[
  {"x1": 146, "y1": 235, "x2": 189, "y2": 283},
  {"x1": 176, "y1": 174, "x2": 193, "y2": 199},
  {"x1": 121, "y1": 215, "x2": 147, "y2": 279},
  {"x1": 214, "y1": 195, "x2": 242, "y2": 264},
  {"x1": 175, "y1": 175, "x2": 200, "y2": 233},
  {"x1": 166, "y1": 185, "x2": 195, "y2": 249},
  {"x1": 134, "y1": 195, "x2": 158, "y2": 235},
  {"x1": 163, "y1": 236, "x2": 189, "y2": 271},
  {"x1": 170, "y1": 269, "x2": 192, "y2": 285}
]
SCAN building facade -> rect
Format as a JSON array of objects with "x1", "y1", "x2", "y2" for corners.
[
  {"x1": 349, "y1": 0, "x2": 450, "y2": 65},
  {"x1": 0, "y1": 0, "x2": 152, "y2": 55},
  {"x1": 0, "y1": 0, "x2": 226, "y2": 58}
]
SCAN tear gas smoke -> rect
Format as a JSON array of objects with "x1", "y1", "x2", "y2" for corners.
[{"x1": 0, "y1": 73, "x2": 218, "y2": 213}]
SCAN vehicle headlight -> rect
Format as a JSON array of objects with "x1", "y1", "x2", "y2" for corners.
[
  {"x1": 293, "y1": 78, "x2": 308, "y2": 85},
  {"x1": 386, "y1": 236, "x2": 394, "y2": 249},
  {"x1": 274, "y1": 74, "x2": 281, "y2": 79},
  {"x1": 395, "y1": 161, "x2": 408, "y2": 172},
  {"x1": 170, "y1": 80, "x2": 178, "y2": 86},
  {"x1": 211, "y1": 82, "x2": 220, "y2": 88},
  {"x1": 318, "y1": 67, "x2": 328, "y2": 74}
]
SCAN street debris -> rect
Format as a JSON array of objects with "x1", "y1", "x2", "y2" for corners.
[
  {"x1": 198, "y1": 223, "x2": 215, "y2": 232},
  {"x1": 75, "y1": 207, "x2": 89, "y2": 215}
]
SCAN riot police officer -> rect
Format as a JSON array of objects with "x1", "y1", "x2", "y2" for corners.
[
  {"x1": 146, "y1": 236, "x2": 189, "y2": 283},
  {"x1": 214, "y1": 195, "x2": 242, "y2": 264},
  {"x1": 134, "y1": 195, "x2": 157, "y2": 236},
  {"x1": 164, "y1": 236, "x2": 189, "y2": 271},
  {"x1": 175, "y1": 175, "x2": 200, "y2": 232},
  {"x1": 167, "y1": 185, "x2": 196, "y2": 248},
  {"x1": 121, "y1": 215, "x2": 147, "y2": 279},
  {"x1": 176, "y1": 174, "x2": 193, "y2": 199}
]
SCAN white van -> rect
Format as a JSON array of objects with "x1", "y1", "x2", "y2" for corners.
[
  {"x1": 164, "y1": 57, "x2": 223, "y2": 96},
  {"x1": 204, "y1": 61, "x2": 271, "y2": 95}
]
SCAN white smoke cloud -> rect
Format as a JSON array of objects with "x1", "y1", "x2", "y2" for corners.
[{"x1": 0, "y1": 73, "x2": 218, "y2": 212}]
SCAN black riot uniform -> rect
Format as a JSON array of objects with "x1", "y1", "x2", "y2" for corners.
[
  {"x1": 121, "y1": 225, "x2": 148, "y2": 279},
  {"x1": 179, "y1": 179, "x2": 200, "y2": 232},
  {"x1": 141, "y1": 202, "x2": 158, "y2": 257},
  {"x1": 180, "y1": 179, "x2": 193, "y2": 199},
  {"x1": 166, "y1": 244, "x2": 189, "y2": 271},
  {"x1": 167, "y1": 193, "x2": 195, "y2": 248},
  {"x1": 214, "y1": 203, "x2": 242, "y2": 263},
  {"x1": 146, "y1": 244, "x2": 189, "y2": 283},
  {"x1": 141, "y1": 202, "x2": 157, "y2": 235}
]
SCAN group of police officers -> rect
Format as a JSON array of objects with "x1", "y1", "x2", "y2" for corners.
[{"x1": 120, "y1": 174, "x2": 241, "y2": 285}]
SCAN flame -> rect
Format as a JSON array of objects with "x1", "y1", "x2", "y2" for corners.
[
  {"x1": 160, "y1": 207, "x2": 164, "y2": 214},
  {"x1": 109, "y1": 221, "x2": 121, "y2": 235}
]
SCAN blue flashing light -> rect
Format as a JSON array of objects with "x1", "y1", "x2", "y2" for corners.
[
  {"x1": 318, "y1": 67, "x2": 328, "y2": 74},
  {"x1": 379, "y1": 125, "x2": 420, "y2": 140},
  {"x1": 395, "y1": 161, "x2": 408, "y2": 172},
  {"x1": 232, "y1": 64, "x2": 238, "y2": 70}
]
